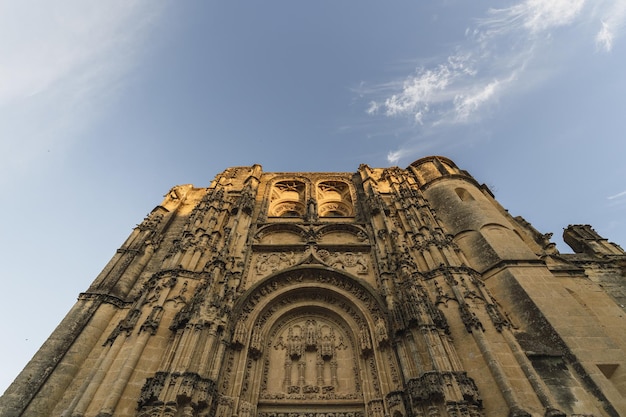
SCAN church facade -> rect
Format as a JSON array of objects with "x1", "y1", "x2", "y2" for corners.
[{"x1": 2, "y1": 156, "x2": 626, "y2": 417}]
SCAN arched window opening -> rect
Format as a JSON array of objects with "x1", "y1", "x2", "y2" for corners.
[
  {"x1": 269, "y1": 181, "x2": 306, "y2": 218},
  {"x1": 317, "y1": 181, "x2": 354, "y2": 217},
  {"x1": 455, "y1": 187, "x2": 474, "y2": 201}
]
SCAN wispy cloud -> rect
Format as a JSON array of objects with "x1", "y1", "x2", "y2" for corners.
[
  {"x1": 595, "y1": 1, "x2": 626, "y2": 51},
  {"x1": 607, "y1": 189, "x2": 626, "y2": 210},
  {"x1": 0, "y1": 0, "x2": 164, "y2": 181},
  {"x1": 363, "y1": 0, "x2": 626, "y2": 164},
  {"x1": 608, "y1": 190, "x2": 626, "y2": 200},
  {"x1": 481, "y1": 0, "x2": 585, "y2": 35}
]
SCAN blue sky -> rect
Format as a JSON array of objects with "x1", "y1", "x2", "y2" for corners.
[{"x1": 1, "y1": 1, "x2": 626, "y2": 393}]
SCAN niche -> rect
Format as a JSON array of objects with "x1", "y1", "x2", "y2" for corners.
[
  {"x1": 317, "y1": 181, "x2": 354, "y2": 217},
  {"x1": 269, "y1": 181, "x2": 306, "y2": 218}
]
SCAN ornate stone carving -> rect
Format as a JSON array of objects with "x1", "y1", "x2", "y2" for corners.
[
  {"x1": 317, "y1": 251, "x2": 368, "y2": 275},
  {"x1": 138, "y1": 372, "x2": 167, "y2": 406},
  {"x1": 366, "y1": 194, "x2": 386, "y2": 215},
  {"x1": 235, "y1": 184, "x2": 256, "y2": 215},
  {"x1": 169, "y1": 278, "x2": 210, "y2": 331},
  {"x1": 406, "y1": 371, "x2": 481, "y2": 408},
  {"x1": 359, "y1": 326, "x2": 373, "y2": 355},
  {"x1": 269, "y1": 181, "x2": 307, "y2": 218},
  {"x1": 215, "y1": 395, "x2": 234, "y2": 417},
  {"x1": 258, "y1": 392, "x2": 362, "y2": 400},
  {"x1": 317, "y1": 181, "x2": 354, "y2": 217},
  {"x1": 232, "y1": 320, "x2": 247, "y2": 348},
  {"x1": 137, "y1": 212, "x2": 164, "y2": 232},
  {"x1": 260, "y1": 314, "x2": 360, "y2": 401},
  {"x1": 407, "y1": 372, "x2": 445, "y2": 402},
  {"x1": 137, "y1": 372, "x2": 217, "y2": 416},
  {"x1": 238, "y1": 400, "x2": 256, "y2": 417},
  {"x1": 368, "y1": 399, "x2": 385, "y2": 417},
  {"x1": 105, "y1": 306, "x2": 141, "y2": 345},
  {"x1": 104, "y1": 274, "x2": 176, "y2": 345},
  {"x1": 255, "y1": 252, "x2": 299, "y2": 275},
  {"x1": 235, "y1": 269, "x2": 385, "y2": 329},
  {"x1": 140, "y1": 306, "x2": 163, "y2": 335},
  {"x1": 257, "y1": 413, "x2": 365, "y2": 417},
  {"x1": 394, "y1": 283, "x2": 449, "y2": 334},
  {"x1": 374, "y1": 317, "x2": 389, "y2": 347},
  {"x1": 286, "y1": 327, "x2": 304, "y2": 359},
  {"x1": 166, "y1": 281, "x2": 189, "y2": 305},
  {"x1": 249, "y1": 324, "x2": 263, "y2": 359}
]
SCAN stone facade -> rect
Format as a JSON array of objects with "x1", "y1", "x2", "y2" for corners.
[{"x1": 2, "y1": 156, "x2": 626, "y2": 417}]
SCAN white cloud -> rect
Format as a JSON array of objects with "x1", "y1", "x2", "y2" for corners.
[
  {"x1": 453, "y1": 80, "x2": 501, "y2": 122},
  {"x1": 483, "y1": 0, "x2": 585, "y2": 35},
  {"x1": 597, "y1": 21, "x2": 615, "y2": 51},
  {"x1": 366, "y1": 101, "x2": 380, "y2": 115},
  {"x1": 368, "y1": 54, "x2": 478, "y2": 126},
  {"x1": 365, "y1": 0, "x2": 626, "y2": 164},
  {"x1": 595, "y1": 1, "x2": 626, "y2": 51},
  {"x1": 608, "y1": 190, "x2": 626, "y2": 200},
  {"x1": 387, "y1": 149, "x2": 405, "y2": 164},
  {"x1": 382, "y1": 65, "x2": 451, "y2": 118}
]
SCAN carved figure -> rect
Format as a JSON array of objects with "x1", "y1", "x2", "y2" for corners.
[{"x1": 374, "y1": 317, "x2": 388, "y2": 346}]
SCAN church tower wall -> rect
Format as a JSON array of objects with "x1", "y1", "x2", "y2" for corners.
[{"x1": 2, "y1": 158, "x2": 626, "y2": 417}]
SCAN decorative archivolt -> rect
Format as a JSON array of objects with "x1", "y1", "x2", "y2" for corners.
[
  {"x1": 230, "y1": 268, "x2": 388, "y2": 348},
  {"x1": 254, "y1": 223, "x2": 368, "y2": 244},
  {"x1": 253, "y1": 224, "x2": 305, "y2": 245},
  {"x1": 218, "y1": 268, "x2": 407, "y2": 417},
  {"x1": 316, "y1": 224, "x2": 368, "y2": 243}
]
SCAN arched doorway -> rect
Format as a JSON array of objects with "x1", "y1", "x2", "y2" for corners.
[{"x1": 218, "y1": 267, "x2": 404, "y2": 417}]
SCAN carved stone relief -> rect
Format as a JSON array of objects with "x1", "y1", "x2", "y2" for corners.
[
  {"x1": 253, "y1": 250, "x2": 369, "y2": 279},
  {"x1": 261, "y1": 315, "x2": 360, "y2": 401},
  {"x1": 255, "y1": 252, "x2": 300, "y2": 275},
  {"x1": 317, "y1": 251, "x2": 368, "y2": 275},
  {"x1": 258, "y1": 413, "x2": 364, "y2": 417}
]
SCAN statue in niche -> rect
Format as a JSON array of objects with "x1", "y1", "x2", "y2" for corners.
[
  {"x1": 287, "y1": 327, "x2": 303, "y2": 359},
  {"x1": 359, "y1": 327, "x2": 372, "y2": 353},
  {"x1": 305, "y1": 320, "x2": 317, "y2": 348},
  {"x1": 320, "y1": 333, "x2": 334, "y2": 359},
  {"x1": 233, "y1": 321, "x2": 247, "y2": 347},
  {"x1": 374, "y1": 317, "x2": 388, "y2": 346},
  {"x1": 250, "y1": 324, "x2": 263, "y2": 358},
  {"x1": 307, "y1": 198, "x2": 318, "y2": 222}
]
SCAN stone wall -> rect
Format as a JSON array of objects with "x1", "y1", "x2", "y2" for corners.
[{"x1": 2, "y1": 157, "x2": 625, "y2": 417}]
